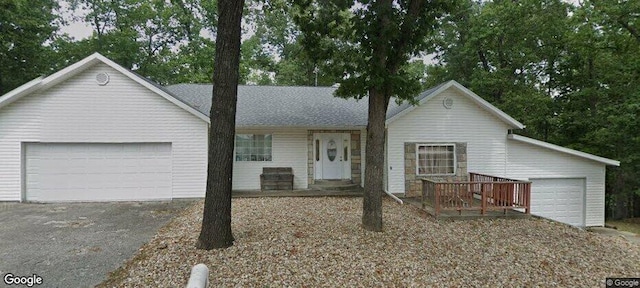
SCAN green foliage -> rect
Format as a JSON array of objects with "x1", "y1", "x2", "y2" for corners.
[
  {"x1": 428, "y1": 0, "x2": 571, "y2": 139},
  {"x1": 0, "y1": 0, "x2": 60, "y2": 94},
  {"x1": 55, "y1": 0, "x2": 219, "y2": 85},
  {"x1": 429, "y1": 0, "x2": 640, "y2": 218},
  {"x1": 292, "y1": 0, "x2": 456, "y2": 100},
  {"x1": 239, "y1": 0, "x2": 338, "y2": 86}
]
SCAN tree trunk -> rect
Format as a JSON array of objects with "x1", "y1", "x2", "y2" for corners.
[
  {"x1": 0, "y1": 70, "x2": 4, "y2": 96},
  {"x1": 362, "y1": 87, "x2": 390, "y2": 232},
  {"x1": 196, "y1": 0, "x2": 244, "y2": 250}
]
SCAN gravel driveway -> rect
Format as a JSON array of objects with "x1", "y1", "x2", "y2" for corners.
[
  {"x1": 0, "y1": 200, "x2": 194, "y2": 288},
  {"x1": 103, "y1": 197, "x2": 639, "y2": 287}
]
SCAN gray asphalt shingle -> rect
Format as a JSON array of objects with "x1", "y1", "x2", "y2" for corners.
[{"x1": 164, "y1": 83, "x2": 446, "y2": 127}]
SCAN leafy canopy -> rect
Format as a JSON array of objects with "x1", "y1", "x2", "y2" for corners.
[{"x1": 292, "y1": 0, "x2": 455, "y2": 101}]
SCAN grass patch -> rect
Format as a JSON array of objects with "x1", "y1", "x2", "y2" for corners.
[{"x1": 607, "y1": 218, "x2": 640, "y2": 235}]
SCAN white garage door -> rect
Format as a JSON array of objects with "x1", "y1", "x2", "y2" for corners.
[
  {"x1": 530, "y1": 178, "x2": 585, "y2": 226},
  {"x1": 25, "y1": 143, "x2": 172, "y2": 202}
]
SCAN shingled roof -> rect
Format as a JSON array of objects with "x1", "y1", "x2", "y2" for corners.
[
  {"x1": 166, "y1": 84, "x2": 361, "y2": 127},
  {"x1": 164, "y1": 83, "x2": 446, "y2": 127}
]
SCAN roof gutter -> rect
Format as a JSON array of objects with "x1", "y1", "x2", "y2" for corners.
[{"x1": 507, "y1": 134, "x2": 620, "y2": 166}]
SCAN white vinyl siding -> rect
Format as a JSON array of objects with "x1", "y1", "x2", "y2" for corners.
[
  {"x1": 233, "y1": 128, "x2": 308, "y2": 190},
  {"x1": 386, "y1": 88, "x2": 512, "y2": 194},
  {"x1": 506, "y1": 140, "x2": 606, "y2": 227},
  {"x1": 0, "y1": 63, "x2": 208, "y2": 201}
]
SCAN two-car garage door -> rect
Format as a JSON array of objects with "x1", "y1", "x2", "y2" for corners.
[
  {"x1": 530, "y1": 178, "x2": 585, "y2": 227},
  {"x1": 25, "y1": 143, "x2": 172, "y2": 202}
]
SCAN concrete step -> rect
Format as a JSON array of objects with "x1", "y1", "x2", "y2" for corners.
[{"x1": 309, "y1": 180, "x2": 360, "y2": 191}]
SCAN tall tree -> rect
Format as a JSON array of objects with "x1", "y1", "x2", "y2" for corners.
[
  {"x1": 294, "y1": 0, "x2": 455, "y2": 231},
  {"x1": 0, "y1": 0, "x2": 59, "y2": 94},
  {"x1": 196, "y1": 0, "x2": 244, "y2": 250},
  {"x1": 241, "y1": 0, "x2": 338, "y2": 86},
  {"x1": 553, "y1": 0, "x2": 640, "y2": 219},
  {"x1": 427, "y1": 0, "x2": 571, "y2": 140},
  {"x1": 426, "y1": 0, "x2": 640, "y2": 219},
  {"x1": 67, "y1": 0, "x2": 217, "y2": 85}
]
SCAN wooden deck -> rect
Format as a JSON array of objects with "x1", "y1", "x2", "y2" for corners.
[
  {"x1": 420, "y1": 173, "x2": 531, "y2": 219},
  {"x1": 404, "y1": 197, "x2": 530, "y2": 220}
]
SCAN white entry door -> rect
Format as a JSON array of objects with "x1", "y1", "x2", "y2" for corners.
[
  {"x1": 322, "y1": 134, "x2": 343, "y2": 179},
  {"x1": 314, "y1": 133, "x2": 350, "y2": 180}
]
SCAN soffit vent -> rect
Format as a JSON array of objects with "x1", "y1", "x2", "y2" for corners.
[
  {"x1": 443, "y1": 97, "x2": 454, "y2": 109},
  {"x1": 96, "y1": 72, "x2": 110, "y2": 86}
]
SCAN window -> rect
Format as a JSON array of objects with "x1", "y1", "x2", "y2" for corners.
[
  {"x1": 235, "y1": 134, "x2": 272, "y2": 161},
  {"x1": 416, "y1": 144, "x2": 455, "y2": 175}
]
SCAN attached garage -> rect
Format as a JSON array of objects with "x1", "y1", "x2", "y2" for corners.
[
  {"x1": 530, "y1": 178, "x2": 585, "y2": 227},
  {"x1": 0, "y1": 53, "x2": 209, "y2": 202},
  {"x1": 507, "y1": 134, "x2": 619, "y2": 227},
  {"x1": 25, "y1": 143, "x2": 172, "y2": 202}
]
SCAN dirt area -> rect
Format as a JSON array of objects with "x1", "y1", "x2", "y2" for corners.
[
  {"x1": 607, "y1": 218, "x2": 640, "y2": 235},
  {"x1": 99, "y1": 198, "x2": 640, "y2": 287}
]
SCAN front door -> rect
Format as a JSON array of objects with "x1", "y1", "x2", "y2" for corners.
[
  {"x1": 321, "y1": 134, "x2": 343, "y2": 179},
  {"x1": 314, "y1": 133, "x2": 351, "y2": 180}
]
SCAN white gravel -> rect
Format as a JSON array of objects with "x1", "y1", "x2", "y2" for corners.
[{"x1": 99, "y1": 197, "x2": 640, "y2": 287}]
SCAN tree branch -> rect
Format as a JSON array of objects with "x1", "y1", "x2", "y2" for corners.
[
  {"x1": 477, "y1": 49, "x2": 490, "y2": 72},
  {"x1": 388, "y1": 0, "x2": 425, "y2": 71},
  {"x1": 617, "y1": 19, "x2": 640, "y2": 43}
]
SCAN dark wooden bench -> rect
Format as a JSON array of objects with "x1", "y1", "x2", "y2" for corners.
[{"x1": 260, "y1": 167, "x2": 294, "y2": 190}]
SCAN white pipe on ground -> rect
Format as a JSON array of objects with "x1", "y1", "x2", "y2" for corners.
[
  {"x1": 186, "y1": 263, "x2": 209, "y2": 288},
  {"x1": 384, "y1": 189, "x2": 403, "y2": 204}
]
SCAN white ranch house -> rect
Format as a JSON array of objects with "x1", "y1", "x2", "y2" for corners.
[{"x1": 0, "y1": 53, "x2": 619, "y2": 227}]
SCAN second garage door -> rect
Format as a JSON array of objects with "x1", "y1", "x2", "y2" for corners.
[
  {"x1": 25, "y1": 143, "x2": 172, "y2": 202},
  {"x1": 530, "y1": 178, "x2": 585, "y2": 227}
]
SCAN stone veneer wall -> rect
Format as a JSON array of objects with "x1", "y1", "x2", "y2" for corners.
[
  {"x1": 307, "y1": 130, "x2": 361, "y2": 186},
  {"x1": 404, "y1": 142, "x2": 467, "y2": 197}
]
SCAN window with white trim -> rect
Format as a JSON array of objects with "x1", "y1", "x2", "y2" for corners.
[
  {"x1": 416, "y1": 144, "x2": 456, "y2": 175},
  {"x1": 235, "y1": 134, "x2": 272, "y2": 161}
]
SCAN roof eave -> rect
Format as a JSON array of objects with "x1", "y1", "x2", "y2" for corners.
[
  {"x1": 450, "y1": 81, "x2": 525, "y2": 129},
  {"x1": 38, "y1": 53, "x2": 104, "y2": 90},
  {"x1": 0, "y1": 77, "x2": 44, "y2": 109},
  {"x1": 385, "y1": 80, "x2": 525, "y2": 129},
  {"x1": 507, "y1": 134, "x2": 620, "y2": 166},
  {"x1": 1, "y1": 52, "x2": 210, "y2": 123},
  {"x1": 235, "y1": 125, "x2": 367, "y2": 130},
  {"x1": 385, "y1": 82, "x2": 453, "y2": 125},
  {"x1": 90, "y1": 54, "x2": 210, "y2": 123}
]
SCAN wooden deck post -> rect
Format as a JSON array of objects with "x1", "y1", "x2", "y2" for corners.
[
  {"x1": 525, "y1": 183, "x2": 531, "y2": 214},
  {"x1": 435, "y1": 184, "x2": 440, "y2": 216},
  {"x1": 421, "y1": 180, "x2": 425, "y2": 210},
  {"x1": 481, "y1": 183, "x2": 487, "y2": 215},
  {"x1": 420, "y1": 173, "x2": 531, "y2": 217}
]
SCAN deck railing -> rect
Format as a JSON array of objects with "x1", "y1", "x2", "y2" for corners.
[{"x1": 422, "y1": 173, "x2": 531, "y2": 216}]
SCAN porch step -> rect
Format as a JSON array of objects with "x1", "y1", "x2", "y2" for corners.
[{"x1": 309, "y1": 180, "x2": 360, "y2": 191}]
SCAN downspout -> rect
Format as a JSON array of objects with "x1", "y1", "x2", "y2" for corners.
[
  {"x1": 505, "y1": 127, "x2": 525, "y2": 177},
  {"x1": 505, "y1": 130, "x2": 511, "y2": 177},
  {"x1": 384, "y1": 189, "x2": 403, "y2": 204}
]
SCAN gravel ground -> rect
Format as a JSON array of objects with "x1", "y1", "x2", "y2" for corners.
[{"x1": 99, "y1": 197, "x2": 640, "y2": 287}]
